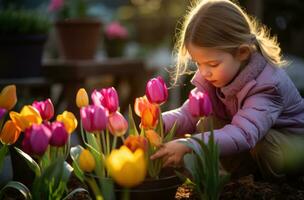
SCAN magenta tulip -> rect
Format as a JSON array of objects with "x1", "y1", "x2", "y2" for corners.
[
  {"x1": 80, "y1": 105, "x2": 108, "y2": 132},
  {"x1": 146, "y1": 76, "x2": 168, "y2": 104},
  {"x1": 0, "y1": 108, "x2": 6, "y2": 119},
  {"x1": 22, "y1": 128, "x2": 33, "y2": 155},
  {"x1": 91, "y1": 87, "x2": 119, "y2": 113},
  {"x1": 188, "y1": 90, "x2": 212, "y2": 117},
  {"x1": 108, "y1": 111, "x2": 128, "y2": 136},
  {"x1": 50, "y1": 122, "x2": 68, "y2": 147},
  {"x1": 32, "y1": 98, "x2": 54, "y2": 121},
  {"x1": 29, "y1": 124, "x2": 52, "y2": 156}
]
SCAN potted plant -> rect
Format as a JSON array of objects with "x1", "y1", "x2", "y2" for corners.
[
  {"x1": 0, "y1": 10, "x2": 50, "y2": 78},
  {"x1": 48, "y1": 0, "x2": 102, "y2": 60}
]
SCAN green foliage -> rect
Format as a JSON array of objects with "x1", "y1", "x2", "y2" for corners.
[
  {"x1": 181, "y1": 118, "x2": 230, "y2": 200},
  {"x1": 0, "y1": 9, "x2": 50, "y2": 35}
]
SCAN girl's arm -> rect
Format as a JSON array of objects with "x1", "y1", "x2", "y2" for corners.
[{"x1": 188, "y1": 85, "x2": 283, "y2": 156}]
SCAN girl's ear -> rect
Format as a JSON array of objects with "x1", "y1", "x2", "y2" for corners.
[{"x1": 236, "y1": 44, "x2": 251, "y2": 61}]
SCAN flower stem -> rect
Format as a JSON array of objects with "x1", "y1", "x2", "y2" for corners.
[
  {"x1": 112, "y1": 136, "x2": 117, "y2": 150},
  {"x1": 122, "y1": 188, "x2": 130, "y2": 200},
  {"x1": 86, "y1": 177, "x2": 104, "y2": 200}
]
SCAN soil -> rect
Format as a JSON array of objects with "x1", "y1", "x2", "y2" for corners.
[{"x1": 175, "y1": 174, "x2": 304, "y2": 200}]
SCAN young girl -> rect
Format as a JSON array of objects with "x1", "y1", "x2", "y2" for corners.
[{"x1": 151, "y1": 0, "x2": 304, "y2": 179}]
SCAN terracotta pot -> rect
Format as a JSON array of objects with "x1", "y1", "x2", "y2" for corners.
[{"x1": 55, "y1": 19, "x2": 101, "y2": 60}]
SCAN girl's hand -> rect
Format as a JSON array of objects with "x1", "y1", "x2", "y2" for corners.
[{"x1": 150, "y1": 139, "x2": 191, "y2": 167}]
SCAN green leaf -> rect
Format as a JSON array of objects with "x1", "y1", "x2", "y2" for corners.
[
  {"x1": 0, "y1": 181, "x2": 32, "y2": 200},
  {"x1": 14, "y1": 147, "x2": 41, "y2": 177},
  {"x1": 155, "y1": 107, "x2": 164, "y2": 139},
  {"x1": 0, "y1": 144, "x2": 8, "y2": 171},
  {"x1": 62, "y1": 188, "x2": 92, "y2": 200},
  {"x1": 70, "y1": 145, "x2": 86, "y2": 182},
  {"x1": 164, "y1": 121, "x2": 177, "y2": 143},
  {"x1": 128, "y1": 105, "x2": 139, "y2": 135}
]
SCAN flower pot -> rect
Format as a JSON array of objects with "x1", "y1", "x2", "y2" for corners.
[
  {"x1": 0, "y1": 34, "x2": 47, "y2": 78},
  {"x1": 104, "y1": 38, "x2": 126, "y2": 58},
  {"x1": 55, "y1": 19, "x2": 102, "y2": 60}
]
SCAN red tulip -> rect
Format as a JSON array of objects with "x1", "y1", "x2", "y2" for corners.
[
  {"x1": 146, "y1": 76, "x2": 168, "y2": 104},
  {"x1": 80, "y1": 105, "x2": 108, "y2": 132},
  {"x1": 29, "y1": 124, "x2": 51, "y2": 156},
  {"x1": 50, "y1": 122, "x2": 68, "y2": 147},
  {"x1": 32, "y1": 98, "x2": 54, "y2": 121},
  {"x1": 91, "y1": 87, "x2": 119, "y2": 113},
  {"x1": 108, "y1": 111, "x2": 128, "y2": 137},
  {"x1": 188, "y1": 90, "x2": 212, "y2": 117}
]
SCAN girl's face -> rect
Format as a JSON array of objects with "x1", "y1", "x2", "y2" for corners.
[{"x1": 187, "y1": 43, "x2": 245, "y2": 88}]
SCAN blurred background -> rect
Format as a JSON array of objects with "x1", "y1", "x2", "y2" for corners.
[{"x1": 0, "y1": 0, "x2": 303, "y2": 113}]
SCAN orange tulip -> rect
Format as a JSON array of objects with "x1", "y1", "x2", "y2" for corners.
[
  {"x1": 0, "y1": 85, "x2": 17, "y2": 110},
  {"x1": 145, "y1": 130, "x2": 162, "y2": 147},
  {"x1": 56, "y1": 111, "x2": 78, "y2": 134},
  {"x1": 134, "y1": 96, "x2": 159, "y2": 117},
  {"x1": 76, "y1": 88, "x2": 89, "y2": 108},
  {"x1": 141, "y1": 107, "x2": 159, "y2": 129},
  {"x1": 0, "y1": 120, "x2": 21, "y2": 145},
  {"x1": 124, "y1": 135, "x2": 148, "y2": 152},
  {"x1": 10, "y1": 105, "x2": 42, "y2": 131}
]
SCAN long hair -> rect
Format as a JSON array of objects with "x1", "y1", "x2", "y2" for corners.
[{"x1": 172, "y1": 0, "x2": 285, "y2": 85}]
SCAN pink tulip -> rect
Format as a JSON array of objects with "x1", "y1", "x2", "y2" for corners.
[
  {"x1": 32, "y1": 98, "x2": 54, "y2": 121},
  {"x1": 50, "y1": 122, "x2": 68, "y2": 147},
  {"x1": 22, "y1": 128, "x2": 33, "y2": 155},
  {"x1": 80, "y1": 105, "x2": 108, "y2": 132},
  {"x1": 188, "y1": 90, "x2": 212, "y2": 117},
  {"x1": 29, "y1": 124, "x2": 52, "y2": 156},
  {"x1": 146, "y1": 76, "x2": 168, "y2": 104},
  {"x1": 0, "y1": 108, "x2": 6, "y2": 119},
  {"x1": 48, "y1": 0, "x2": 64, "y2": 12},
  {"x1": 91, "y1": 87, "x2": 119, "y2": 113},
  {"x1": 108, "y1": 111, "x2": 128, "y2": 136}
]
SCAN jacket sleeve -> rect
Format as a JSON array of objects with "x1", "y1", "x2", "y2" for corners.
[
  {"x1": 162, "y1": 90, "x2": 200, "y2": 136},
  {"x1": 189, "y1": 85, "x2": 284, "y2": 156}
]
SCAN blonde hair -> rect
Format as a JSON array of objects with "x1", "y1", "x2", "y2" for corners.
[{"x1": 172, "y1": 0, "x2": 285, "y2": 85}]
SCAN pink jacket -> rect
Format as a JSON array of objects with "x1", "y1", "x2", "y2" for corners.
[{"x1": 163, "y1": 53, "x2": 304, "y2": 156}]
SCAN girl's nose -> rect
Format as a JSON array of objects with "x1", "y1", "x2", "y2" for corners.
[{"x1": 201, "y1": 69, "x2": 212, "y2": 78}]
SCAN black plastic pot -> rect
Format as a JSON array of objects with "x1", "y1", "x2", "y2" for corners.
[{"x1": 0, "y1": 34, "x2": 47, "y2": 78}]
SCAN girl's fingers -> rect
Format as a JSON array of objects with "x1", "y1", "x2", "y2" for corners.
[{"x1": 150, "y1": 147, "x2": 167, "y2": 160}]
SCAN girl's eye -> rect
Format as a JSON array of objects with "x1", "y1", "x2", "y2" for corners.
[{"x1": 209, "y1": 63, "x2": 219, "y2": 67}]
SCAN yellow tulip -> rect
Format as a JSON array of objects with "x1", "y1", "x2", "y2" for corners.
[
  {"x1": 106, "y1": 145, "x2": 146, "y2": 188},
  {"x1": 56, "y1": 111, "x2": 78, "y2": 134},
  {"x1": 0, "y1": 85, "x2": 17, "y2": 110},
  {"x1": 10, "y1": 105, "x2": 42, "y2": 131},
  {"x1": 78, "y1": 149, "x2": 96, "y2": 172},
  {"x1": 76, "y1": 88, "x2": 89, "y2": 108},
  {"x1": 145, "y1": 130, "x2": 162, "y2": 147},
  {"x1": 0, "y1": 120, "x2": 21, "y2": 145}
]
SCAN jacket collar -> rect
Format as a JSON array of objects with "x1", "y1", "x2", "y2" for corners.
[{"x1": 191, "y1": 52, "x2": 267, "y2": 98}]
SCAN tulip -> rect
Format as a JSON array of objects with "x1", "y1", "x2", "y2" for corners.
[
  {"x1": 146, "y1": 76, "x2": 168, "y2": 104},
  {"x1": 0, "y1": 120, "x2": 21, "y2": 145},
  {"x1": 141, "y1": 106, "x2": 159, "y2": 129},
  {"x1": 29, "y1": 124, "x2": 51, "y2": 156},
  {"x1": 188, "y1": 90, "x2": 212, "y2": 117},
  {"x1": 124, "y1": 135, "x2": 147, "y2": 152},
  {"x1": 56, "y1": 111, "x2": 78, "y2": 134},
  {"x1": 78, "y1": 149, "x2": 96, "y2": 172},
  {"x1": 48, "y1": 0, "x2": 64, "y2": 12},
  {"x1": 91, "y1": 87, "x2": 119, "y2": 113},
  {"x1": 0, "y1": 108, "x2": 6, "y2": 119},
  {"x1": 106, "y1": 145, "x2": 146, "y2": 188},
  {"x1": 0, "y1": 85, "x2": 17, "y2": 110},
  {"x1": 32, "y1": 98, "x2": 54, "y2": 121},
  {"x1": 134, "y1": 96, "x2": 158, "y2": 117},
  {"x1": 107, "y1": 111, "x2": 128, "y2": 137},
  {"x1": 22, "y1": 128, "x2": 33, "y2": 155},
  {"x1": 10, "y1": 105, "x2": 42, "y2": 131},
  {"x1": 76, "y1": 88, "x2": 89, "y2": 108},
  {"x1": 145, "y1": 130, "x2": 162, "y2": 147},
  {"x1": 80, "y1": 105, "x2": 107, "y2": 133},
  {"x1": 50, "y1": 122, "x2": 68, "y2": 147}
]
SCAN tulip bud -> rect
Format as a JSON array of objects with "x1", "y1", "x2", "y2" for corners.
[
  {"x1": 0, "y1": 120, "x2": 21, "y2": 145},
  {"x1": 50, "y1": 122, "x2": 69, "y2": 147},
  {"x1": 145, "y1": 130, "x2": 162, "y2": 147},
  {"x1": 56, "y1": 111, "x2": 78, "y2": 134},
  {"x1": 0, "y1": 108, "x2": 6, "y2": 119},
  {"x1": 108, "y1": 111, "x2": 128, "y2": 137},
  {"x1": 124, "y1": 135, "x2": 148, "y2": 152},
  {"x1": 22, "y1": 128, "x2": 33, "y2": 155},
  {"x1": 76, "y1": 88, "x2": 89, "y2": 108},
  {"x1": 146, "y1": 76, "x2": 168, "y2": 104},
  {"x1": 10, "y1": 105, "x2": 42, "y2": 131},
  {"x1": 188, "y1": 90, "x2": 212, "y2": 117},
  {"x1": 78, "y1": 149, "x2": 96, "y2": 172},
  {"x1": 80, "y1": 105, "x2": 107, "y2": 132},
  {"x1": 29, "y1": 124, "x2": 51, "y2": 156},
  {"x1": 0, "y1": 85, "x2": 17, "y2": 110},
  {"x1": 91, "y1": 87, "x2": 119, "y2": 113},
  {"x1": 32, "y1": 98, "x2": 54, "y2": 121}
]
